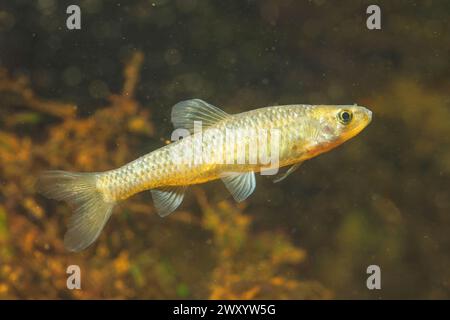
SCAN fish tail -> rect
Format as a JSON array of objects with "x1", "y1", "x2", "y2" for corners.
[{"x1": 36, "y1": 170, "x2": 115, "y2": 252}]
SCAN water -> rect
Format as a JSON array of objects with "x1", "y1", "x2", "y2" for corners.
[{"x1": 0, "y1": 1, "x2": 449, "y2": 299}]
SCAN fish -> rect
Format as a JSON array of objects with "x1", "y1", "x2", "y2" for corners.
[{"x1": 37, "y1": 99, "x2": 372, "y2": 251}]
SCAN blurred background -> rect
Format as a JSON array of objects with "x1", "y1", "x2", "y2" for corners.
[{"x1": 0, "y1": 0, "x2": 449, "y2": 299}]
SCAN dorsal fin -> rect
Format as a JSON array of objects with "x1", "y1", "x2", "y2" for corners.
[{"x1": 171, "y1": 99, "x2": 230, "y2": 133}]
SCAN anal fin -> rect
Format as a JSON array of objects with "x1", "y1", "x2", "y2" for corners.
[
  {"x1": 151, "y1": 186, "x2": 187, "y2": 217},
  {"x1": 221, "y1": 171, "x2": 256, "y2": 202}
]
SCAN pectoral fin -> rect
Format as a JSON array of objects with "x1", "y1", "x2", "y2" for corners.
[
  {"x1": 273, "y1": 162, "x2": 303, "y2": 183},
  {"x1": 221, "y1": 171, "x2": 256, "y2": 202},
  {"x1": 151, "y1": 186, "x2": 187, "y2": 217}
]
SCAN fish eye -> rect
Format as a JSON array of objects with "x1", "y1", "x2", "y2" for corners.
[{"x1": 337, "y1": 110, "x2": 353, "y2": 125}]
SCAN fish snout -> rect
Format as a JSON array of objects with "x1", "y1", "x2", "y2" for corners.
[
  {"x1": 357, "y1": 106, "x2": 372, "y2": 124},
  {"x1": 365, "y1": 108, "x2": 373, "y2": 123}
]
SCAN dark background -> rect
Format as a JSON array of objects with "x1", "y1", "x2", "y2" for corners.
[{"x1": 0, "y1": 0, "x2": 449, "y2": 299}]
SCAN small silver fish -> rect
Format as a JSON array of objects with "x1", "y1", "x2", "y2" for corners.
[{"x1": 37, "y1": 99, "x2": 372, "y2": 251}]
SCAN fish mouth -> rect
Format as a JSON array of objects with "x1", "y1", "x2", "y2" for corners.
[{"x1": 364, "y1": 107, "x2": 373, "y2": 124}]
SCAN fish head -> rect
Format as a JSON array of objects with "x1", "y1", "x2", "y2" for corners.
[
  {"x1": 302, "y1": 104, "x2": 372, "y2": 157},
  {"x1": 327, "y1": 104, "x2": 372, "y2": 142}
]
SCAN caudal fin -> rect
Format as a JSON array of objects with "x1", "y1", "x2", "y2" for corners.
[{"x1": 36, "y1": 170, "x2": 115, "y2": 252}]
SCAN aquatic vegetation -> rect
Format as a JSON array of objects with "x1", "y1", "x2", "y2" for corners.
[{"x1": 197, "y1": 189, "x2": 331, "y2": 299}]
